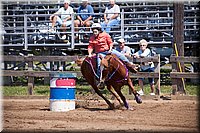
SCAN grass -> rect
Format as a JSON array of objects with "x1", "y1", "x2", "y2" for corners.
[{"x1": 2, "y1": 83, "x2": 199, "y2": 96}]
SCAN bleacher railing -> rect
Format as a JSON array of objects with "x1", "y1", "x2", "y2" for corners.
[{"x1": 1, "y1": 3, "x2": 199, "y2": 50}]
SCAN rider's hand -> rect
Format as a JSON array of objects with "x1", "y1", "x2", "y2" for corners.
[{"x1": 107, "y1": 50, "x2": 112, "y2": 54}]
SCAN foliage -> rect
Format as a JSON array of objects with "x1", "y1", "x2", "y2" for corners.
[{"x1": 2, "y1": 84, "x2": 199, "y2": 96}]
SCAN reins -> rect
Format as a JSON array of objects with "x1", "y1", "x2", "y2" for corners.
[
  {"x1": 85, "y1": 57, "x2": 99, "y2": 79},
  {"x1": 104, "y1": 56, "x2": 129, "y2": 83}
]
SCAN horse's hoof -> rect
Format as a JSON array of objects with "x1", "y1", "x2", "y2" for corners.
[
  {"x1": 135, "y1": 94, "x2": 142, "y2": 104},
  {"x1": 108, "y1": 103, "x2": 115, "y2": 110}
]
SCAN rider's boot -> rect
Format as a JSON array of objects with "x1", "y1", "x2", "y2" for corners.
[{"x1": 125, "y1": 62, "x2": 139, "y2": 73}]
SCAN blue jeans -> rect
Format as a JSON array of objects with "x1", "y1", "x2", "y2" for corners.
[
  {"x1": 96, "y1": 49, "x2": 130, "y2": 77},
  {"x1": 101, "y1": 19, "x2": 120, "y2": 33},
  {"x1": 139, "y1": 67, "x2": 155, "y2": 84}
]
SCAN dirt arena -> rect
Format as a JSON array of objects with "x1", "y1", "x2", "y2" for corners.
[{"x1": 2, "y1": 95, "x2": 199, "y2": 133}]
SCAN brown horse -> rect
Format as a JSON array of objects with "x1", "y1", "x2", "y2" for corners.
[{"x1": 79, "y1": 54, "x2": 142, "y2": 109}]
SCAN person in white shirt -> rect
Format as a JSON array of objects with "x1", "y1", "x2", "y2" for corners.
[
  {"x1": 116, "y1": 38, "x2": 132, "y2": 58},
  {"x1": 101, "y1": 0, "x2": 120, "y2": 33},
  {"x1": 132, "y1": 39, "x2": 155, "y2": 96},
  {"x1": 49, "y1": 0, "x2": 74, "y2": 39}
]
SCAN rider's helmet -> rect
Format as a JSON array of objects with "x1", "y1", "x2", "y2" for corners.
[{"x1": 91, "y1": 23, "x2": 102, "y2": 31}]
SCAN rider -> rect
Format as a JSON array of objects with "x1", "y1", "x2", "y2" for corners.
[{"x1": 88, "y1": 23, "x2": 138, "y2": 78}]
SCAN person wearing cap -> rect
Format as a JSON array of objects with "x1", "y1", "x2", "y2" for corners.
[
  {"x1": 132, "y1": 39, "x2": 155, "y2": 96},
  {"x1": 49, "y1": 0, "x2": 74, "y2": 39},
  {"x1": 74, "y1": 0, "x2": 94, "y2": 31},
  {"x1": 101, "y1": 0, "x2": 120, "y2": 33},
  {"x1": 88, "y1": 23, "x2": 138, "y2": 78},
  {"x1": 116, "y1": 38, "x2": 132, "y2": 58}
]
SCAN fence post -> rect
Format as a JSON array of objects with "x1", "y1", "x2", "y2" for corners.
[
  {"x1": 121, "y1": 9, "x2": 124, "y2": 39},
  {"x1": 27, "y1": 54, "x2": 34, "y2": 95},
  {"x1": 24, "y1": 14, "x2": 28, "y2": 50},
  {"x1": 71, "y1": 13, "x2": 75, "y2": 49},
  {"x1": 171, "y1": 55, "x2": 178, "y2": 95},
  {"x1": 154, "y1": 54, "x2": 161, "y2": 95},
  {"x1": 172, "y1": 2, "x2": 185, "y2": 94}
]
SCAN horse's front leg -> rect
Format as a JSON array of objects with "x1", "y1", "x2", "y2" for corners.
[
  {"x1": 91, "y1": 84, "x2": 114, "y2": 109},
  {"x1": 127, "y1": 78, "x2": 142, "y2": 104},
  {"x1": 107, "y1": 85, "x2": 124, "y2": 109}
]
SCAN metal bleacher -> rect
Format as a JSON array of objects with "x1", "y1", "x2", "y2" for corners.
[{"x1": 1, "y1": 0, "x2": 199, "y2": 55}]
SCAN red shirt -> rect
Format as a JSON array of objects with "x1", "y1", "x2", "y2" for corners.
[{"x1": 88, "y1": 32, "x2": 113, "y2": 53}]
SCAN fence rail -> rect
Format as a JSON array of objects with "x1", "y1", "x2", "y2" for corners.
[
  {"x1": 3, "y1": 54, "x2": 200, "y2": 95},
  {"x1": 170, "y1": 55, "x2": 200, "y2": 94},
  {"x1": 3, "y1": 54, "x2": 161, "y2": 95}
]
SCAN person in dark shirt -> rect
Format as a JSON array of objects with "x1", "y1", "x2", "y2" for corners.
[{"x1": 74, "y1": 0, "x2": 94, "y2": 31}]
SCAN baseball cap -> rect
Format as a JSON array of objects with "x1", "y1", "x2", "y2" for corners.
[
  {"x1": 63, "y1": 0, "x2": 70, "y2": 4},
  {"x1": 118, "y1": 38, "x2": 125, "y2": 43}
]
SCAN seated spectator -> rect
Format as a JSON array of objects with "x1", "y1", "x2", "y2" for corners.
[
  {"x1": 116, "y1": 38, "x2": 132, "y2": 57},
  {"x1": 74, "y1": 0, "x2": 94, "y2": 32},
  {"x1": 49, "y1": 0, "x2": 74, "y2": 39},
  {"x1": 132, "y1": 39, "x2": 155, "y2": 96},
  {"x1": 101, "y1": 0, "x2": 120, "y2": 33}
]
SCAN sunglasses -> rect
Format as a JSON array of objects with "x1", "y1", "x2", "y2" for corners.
[{"x1": 140, "y1": 45, "x2": 146, "y2": 47}]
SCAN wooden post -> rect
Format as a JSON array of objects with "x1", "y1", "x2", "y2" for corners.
[
  {"x1": 43, "y1": 49, "x2": 50, "y2": 85},
  {"x1": 27, "y1": 54, "x2": 34, "y2": 95},
  {"x1": 154, "y1": 54, "x2": 160, "y2": 95},
  {"x1": 172, "y1": 2, "x2": 186, "y2": 94}
]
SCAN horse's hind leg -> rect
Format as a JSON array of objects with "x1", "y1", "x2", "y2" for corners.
[
  {"x1": 127, "y1": 78, "x2": 142, "y2": 104},
  {"x1": 107, "y1": 85, "x2": 124, "y2": 108}
]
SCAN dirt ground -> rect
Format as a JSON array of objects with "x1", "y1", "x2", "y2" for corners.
[{"x1": 2, "y1": 95, "x2": 199, "y2": 133}]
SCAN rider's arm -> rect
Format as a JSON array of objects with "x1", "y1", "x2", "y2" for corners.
[
  {"x1": 88, "y1": 48, "x2": 93, "y2": 57},
  {"x1": 105, "y1": 33, "x2": 113, "y2": 51},
  {"x1": 88, "y1": 36, "x2": 94, "y2": 57}
]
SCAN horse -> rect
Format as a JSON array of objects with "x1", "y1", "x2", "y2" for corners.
[{"x1": 79, "y1": 54, "x2": 142, "y2": 110}]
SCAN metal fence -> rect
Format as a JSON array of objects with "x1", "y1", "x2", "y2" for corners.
[{"x1": 1, "y1": 1, "x2": 199, "y2": 51}]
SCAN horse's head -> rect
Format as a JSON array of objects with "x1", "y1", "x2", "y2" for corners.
[
  {"x1": 100, "y1": 54, "x2": 113, "y2": 68},
  {"x1": 76, "y1": 58, "x2": 83, "y2": 66}
]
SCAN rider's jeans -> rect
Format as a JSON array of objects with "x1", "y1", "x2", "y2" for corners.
[{"x1": 96, "y1": 49, "x2": 130, "y2": 77}]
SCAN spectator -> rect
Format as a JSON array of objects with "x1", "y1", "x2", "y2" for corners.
[
  {"x1": 88, "y1": 23, "x2": 138, "y2": 78},
  {"x1": 101, "y1": 0, "x2": 120, "y2": 33},
  {"x1": 74, "y1": 0, "x2": 94, "y2": 32},
  {"x1": 132, "y1": 39, "x2": 155, "y2": 96},
  {"x1": 116, "y1": 38, "x2": 132, "y2": 57},
  {"x1": 49, "y1": 0, "x2": 74, "y2": 39}
]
